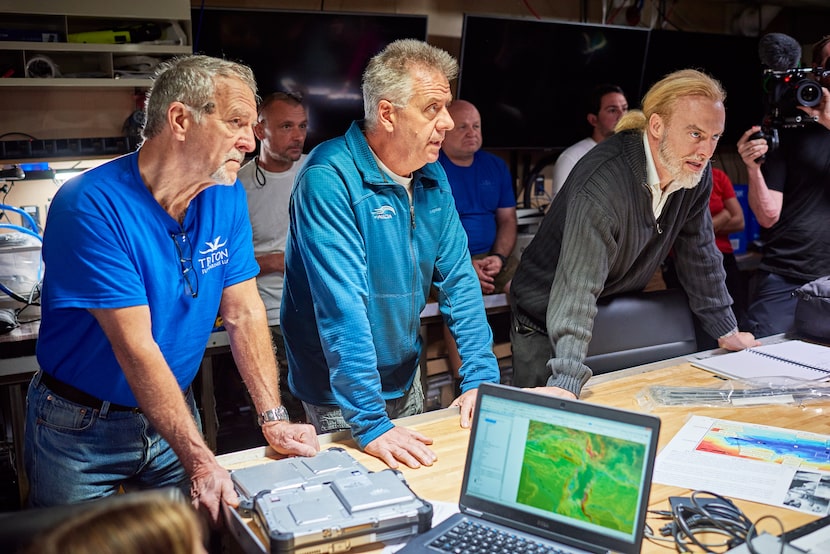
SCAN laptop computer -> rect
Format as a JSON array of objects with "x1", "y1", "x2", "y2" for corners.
[{"x1": 400, "y1": 382, "x2": 661, "y2": 554}]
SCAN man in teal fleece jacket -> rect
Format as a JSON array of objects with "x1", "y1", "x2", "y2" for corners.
[{"x1": 281, "y1": 39, "x2": 500, "y2": 469}]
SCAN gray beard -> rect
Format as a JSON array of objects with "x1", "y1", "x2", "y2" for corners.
[
  {"x1": 658, "y1": 138, "x2": 704, "y2": 190},
  {"x1": 210, "y1": 165, "x2": 237, "y2": 186}
]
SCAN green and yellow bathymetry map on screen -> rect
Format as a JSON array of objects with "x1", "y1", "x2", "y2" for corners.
[{"x1": 517, "y1": 420, "x2": 645, "y2": 533}]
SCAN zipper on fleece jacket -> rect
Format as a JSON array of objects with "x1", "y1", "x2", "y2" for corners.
[{"x1": 406, "y1": 188, "x2": 419, "y2": 357}]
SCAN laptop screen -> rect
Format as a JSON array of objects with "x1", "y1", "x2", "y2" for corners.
[{"x1": 462, "y1": 384, "x2": 660, "y2": 553}]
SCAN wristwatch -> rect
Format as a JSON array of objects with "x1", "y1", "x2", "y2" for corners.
[
  {"x1": 490, "y1": 252, "x2": 508, "y2": 267},
  {"x1": 257, "y1": 405, "x2": 290, "y2": 426}
]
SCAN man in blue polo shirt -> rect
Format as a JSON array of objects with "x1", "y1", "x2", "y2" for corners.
[{"x1": 25, "y1": 55, "x2": 319, "y2": 524}]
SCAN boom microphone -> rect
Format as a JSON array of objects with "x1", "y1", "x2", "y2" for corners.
[{"x1": 758, "y1": 33, "x2": 803, "y2": 71}]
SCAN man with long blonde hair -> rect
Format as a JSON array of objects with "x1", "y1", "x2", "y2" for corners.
[{"x1": 510, "y1": 69, "x2": 758, "y2": 399}]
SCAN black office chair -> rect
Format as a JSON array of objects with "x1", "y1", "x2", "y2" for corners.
[{"x1": 584, "y1": 288, "x2": 698, "y2": 375}]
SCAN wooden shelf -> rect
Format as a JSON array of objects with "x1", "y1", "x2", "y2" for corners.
[
  {"x1": 0, "y1": 1, "x2": 191, "y2": 89},
  {"x1": 0, "y1": 78, "x2": 154, "y2": 89},
  {"x1": 0, "y1": 41, "x2": 190, "y2": 55}
]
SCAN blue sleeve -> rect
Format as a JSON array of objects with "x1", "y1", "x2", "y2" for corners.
[
  {"x1": 290, "y1": 165, "x2": 393, "y2": 447},
  {"x1": 43, "y1": 194, "x2": 147, "y2": 310},
  {"x1": 495, "y1": 156, "x2": 517, "y2": 209}
]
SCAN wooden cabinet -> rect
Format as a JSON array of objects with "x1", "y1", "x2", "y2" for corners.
[
  {"x1": 0, "y1": 1, "x2": 192, "y2": 159},
  {"x1": 0, "y1": 0, "x2": 191, "y2": 89}
]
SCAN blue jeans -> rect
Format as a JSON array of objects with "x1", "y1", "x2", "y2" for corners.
[
  {"x1": 303, "y1": 371, "x2": 424, "y2": 435},
  {"x1": 744, "y1": 270, "x2": 805, "y2": 339},
  {"x1": 24, "y1": 371, "x2": 196, "y2": 507}
]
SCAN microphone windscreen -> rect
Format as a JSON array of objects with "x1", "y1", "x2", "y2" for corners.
[{"x1": 758, "y1": 33, "x2": 802, "y2": 71}]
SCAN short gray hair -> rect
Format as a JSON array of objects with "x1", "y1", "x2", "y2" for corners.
[
  {"x1": 362, "y1": 39, "x2": 458, "y2": 131},
  {"x1": 142, "y1": 55, "x2": 258, "y2": 140}
]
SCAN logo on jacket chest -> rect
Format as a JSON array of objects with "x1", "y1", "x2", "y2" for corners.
[{"x1": 372, "y1": 205, "x2": 397, "y2": 220}]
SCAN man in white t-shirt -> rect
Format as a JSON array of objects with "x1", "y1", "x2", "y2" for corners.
[
  {"x1": 239, "y1": 91, "x2": 308, "y2": 422},
  {"x1": 551, "y1": 84, "x2": 628, "y2": 196}
]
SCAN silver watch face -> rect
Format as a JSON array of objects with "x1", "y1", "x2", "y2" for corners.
[{"x1": 258, "y1": 406, "x2": 289, "y2": 425}]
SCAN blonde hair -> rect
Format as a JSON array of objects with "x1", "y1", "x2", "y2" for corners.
[
  {"x1": 26, "y1": 491, "x2": 205, "y2": 554},
  {"x1": 616, "y1": 69, "x2": 726, "y2": 132}
]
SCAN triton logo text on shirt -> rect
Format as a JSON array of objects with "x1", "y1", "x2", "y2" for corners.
[
  {"x1": 197, "y1": 236, "x2": 229, "y2": 273},
  {"x1": 372, "y1": 205, "x2": 397, "y2": 220}
]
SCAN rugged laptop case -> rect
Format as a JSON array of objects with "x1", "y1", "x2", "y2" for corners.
[{"x1": 231, "y1": 448, "x2": 432, "y2": 554}]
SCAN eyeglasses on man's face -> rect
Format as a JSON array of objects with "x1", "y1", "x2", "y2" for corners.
[{"x1": 171, "y1": 231, "x2": 199, "y2": 298}]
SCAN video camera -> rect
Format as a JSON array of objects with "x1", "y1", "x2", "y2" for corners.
[
  {"x1": 757, "y1": 66, "x2": 829, "y2": 136},
  {"x1": 751, "y1": 33, "x2": 829, "y2": 152}
]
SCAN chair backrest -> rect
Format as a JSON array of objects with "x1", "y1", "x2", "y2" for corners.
[{"x1": 584, "y1": 288, "x2": 698, "y2": 375}]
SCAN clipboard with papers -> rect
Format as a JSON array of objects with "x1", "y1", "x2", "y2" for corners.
[{"x1": 690, "y1": 340, "x2": 830, "y2": 382}]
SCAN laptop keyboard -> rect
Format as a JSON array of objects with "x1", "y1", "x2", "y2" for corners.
[{"x1": 428, "y1": 520, "x2": 573, "y2": 554}]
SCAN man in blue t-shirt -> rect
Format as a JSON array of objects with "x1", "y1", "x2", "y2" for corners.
[
  {"x1": 25, "y1": 56, "x2": 319, "y2": 524},
  {"x1": 438, "y1": 100, "x2": 517, "y2": 375},
  {"x1": 439, "y1": 100, "x2": 517, "y2": 295}
]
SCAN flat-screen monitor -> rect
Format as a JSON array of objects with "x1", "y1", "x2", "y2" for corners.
[
  {"x1": 642, "y1": 29, "x2": 765, "y2": 144},
  {"x1": 458, "y1": 15, "x2": 765, "y2": 149},
  {"x1": 458, "y1": 15, "x2": 650, "y2": 150},
  {"x1": 191, "y1": 7, "x2": 428, "y2": 149}
]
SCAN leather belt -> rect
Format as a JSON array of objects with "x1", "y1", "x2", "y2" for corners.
[{"x1": 40, "y1": 371, "x2": 142, "y2": 413}]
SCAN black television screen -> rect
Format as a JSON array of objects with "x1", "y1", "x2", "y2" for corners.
[
  {"x1": 191, "y1": 7, "x2": 428, "y2": 149},
  {"x1": 642, "y1": 30, "x2": 765, "y2": 145},
  {"x1": 458, "y1": 15, "x2": 649, "y2": 150}
]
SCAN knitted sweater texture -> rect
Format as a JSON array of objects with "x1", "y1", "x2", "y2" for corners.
[{"x1": 511, "y1": 130, "x2": 737, "y2": 393}]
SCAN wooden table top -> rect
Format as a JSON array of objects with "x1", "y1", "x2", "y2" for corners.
[{"x1": 219, "y1": 356, "x2": 830, "y2": 553}]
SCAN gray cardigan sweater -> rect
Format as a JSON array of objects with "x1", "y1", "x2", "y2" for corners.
[{"x1": 511, "y1": 130, "x2": 737, "y2": 394}]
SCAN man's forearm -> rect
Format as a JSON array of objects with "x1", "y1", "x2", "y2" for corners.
[
  {"x1": 491, "y1": 212, "x2": 517, "y2": 259},
  {"x1": 746, "y1": 166, "x2": 782, "y2": 228},
  {"x1": 712, "y1": 207, "x2": 743, "y2": 235},
  {"x1": 255, "y1": 252, "x2": 285, "y2": 276},
  {"x1": 127, "y1": 357, "x2": 217, "y2": 477},
  {"x1": 490, "y1": 232, "x2": 516, "y2": 259},
  {"x1": 711, "y1": 209, "x2": 730, "y2": 233},
  {"x1": 92, "y1": 306, "x2": 219, "y2": 478},
  {"x1": 222, "y1": 294, "x2": 282, "y2": 414}
]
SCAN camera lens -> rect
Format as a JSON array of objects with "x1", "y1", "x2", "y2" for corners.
[{"x1": 796, "y1": 81, "x2": 822, "y2": 107}]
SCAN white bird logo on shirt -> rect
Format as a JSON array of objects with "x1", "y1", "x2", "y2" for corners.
[{"x1": 199, "y1": 237, "x2": 227, "y2": 254}]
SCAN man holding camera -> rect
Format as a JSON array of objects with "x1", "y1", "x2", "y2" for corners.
[{"x1": 737, "y1": 35, "x2": 830, "y2": 337}]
